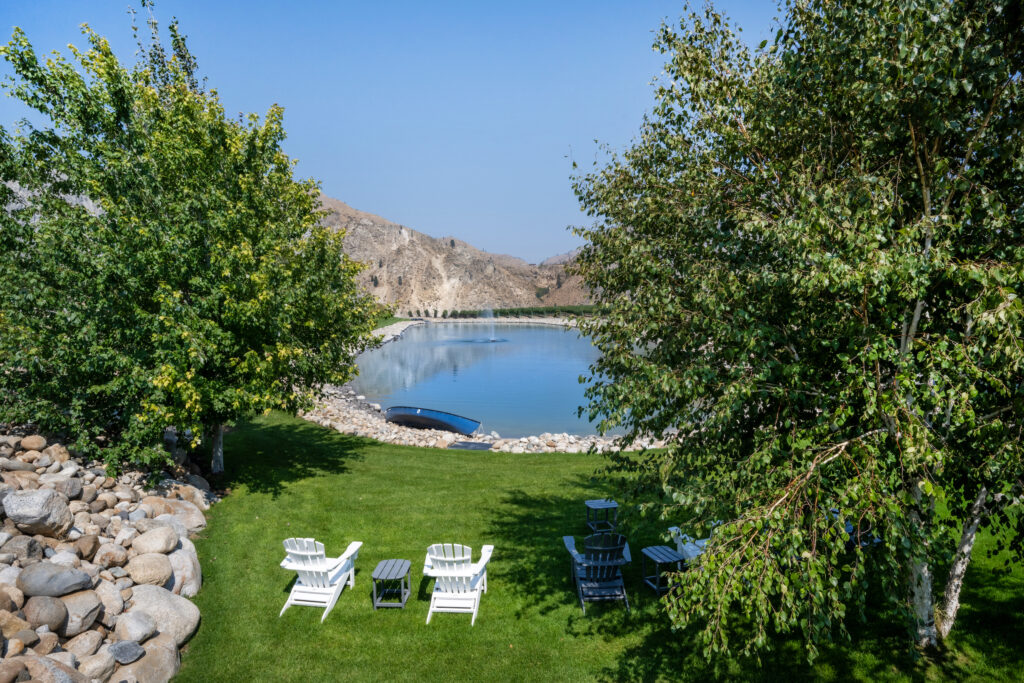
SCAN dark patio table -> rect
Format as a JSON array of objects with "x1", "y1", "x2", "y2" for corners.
[{"x1": 372, "y1": 559, "x2": 411, "y2": 609}]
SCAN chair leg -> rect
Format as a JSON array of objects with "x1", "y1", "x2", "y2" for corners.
[
  {"x1": 321, "y1": 583, "x2": 345, "y2": 623},
  {"x1": 279, "y1": 597, "x2": 292, "y2": 617}
]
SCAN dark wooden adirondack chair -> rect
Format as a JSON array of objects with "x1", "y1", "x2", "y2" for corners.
[{"x1": 563, "y1": 533, "x2": 631, "y2": 614}]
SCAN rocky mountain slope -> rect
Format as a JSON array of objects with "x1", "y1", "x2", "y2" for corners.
[{"x1": 319, "y1": 194, "x2": 590, "y2": 314}]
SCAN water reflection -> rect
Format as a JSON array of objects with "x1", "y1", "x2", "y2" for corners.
[
  {"x1": 352, "y1": 326, "x2": 518, "y2": 395},
  {"x1": 349, "y1": 323, "x2": 613, "y2": 437}
]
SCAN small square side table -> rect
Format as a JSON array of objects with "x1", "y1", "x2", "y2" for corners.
[
  {"x1": 641, "y1": 545, "x2": 685, "y2": 595},
  {"x1": 585, "y1": 499, "x2": 619, "y2": 533},
  {"x1": 372, "y1": 559, "x2": 411, "y2": 609}
]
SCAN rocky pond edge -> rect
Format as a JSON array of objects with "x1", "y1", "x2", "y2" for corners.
[{"x1": 303, "y1": 317, "x2": 668, "y2": 454}]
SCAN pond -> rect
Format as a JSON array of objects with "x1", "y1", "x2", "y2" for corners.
[{"x1": 348, "y1": 322, "x2": 616, "y2": 438}]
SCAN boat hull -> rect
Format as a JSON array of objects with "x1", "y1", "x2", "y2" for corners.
[{"x1": 384, "y1": 406, "x2": 481, "y2": 436}]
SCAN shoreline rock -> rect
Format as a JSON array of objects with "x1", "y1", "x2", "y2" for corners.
[{"x1": 303, "y1": 386, "x2": 667, "y2": 454}]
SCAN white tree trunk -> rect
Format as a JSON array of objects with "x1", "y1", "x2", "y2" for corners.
[
  {"x1": 936, "y1": 486, "x2": 987, "y2": 639},
  {"x1": 209, "y1": 423, "x2": 224, "y2": 474},
  {"x1": 909, "y1": 483, "x2": 938, "y2": 649}
]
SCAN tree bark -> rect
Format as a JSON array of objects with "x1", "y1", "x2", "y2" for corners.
[
  {"x1": 209, "y1": 423, "x2": 224, "y2": 474},
  {"x1": 909, "y1": 483, "x2": 938, "y2": 649},
  {"x1": 936, "y1": 486, "x2": 988, "y2": 640}
]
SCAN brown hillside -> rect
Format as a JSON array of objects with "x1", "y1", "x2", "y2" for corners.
[{"x1": 318, "y1": 193, "x2": 590, "y2": 314}]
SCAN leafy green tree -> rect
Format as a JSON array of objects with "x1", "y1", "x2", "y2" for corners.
[
  {"x1": 0, "y1": 11, "x2": 378, "y2": 473},
  {"x1": 572, "y1": 0, "x2": 1023, "y2": 658}
]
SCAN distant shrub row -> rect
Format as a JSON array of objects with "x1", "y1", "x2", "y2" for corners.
[{"x1": 447, "y1": 305, "x2": 600, "y2": 318}]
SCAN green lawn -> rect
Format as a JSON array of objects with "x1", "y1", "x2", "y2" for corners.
[
  {"x1": 374, "y1": 315, "x2": 406, "y2": 328},
  {"x1": 178, "y1": 413, "x2": 1024, "y2": 681}
]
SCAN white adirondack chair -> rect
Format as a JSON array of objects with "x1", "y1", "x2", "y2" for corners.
[
  {"x1": 279, "y1": 537, "x2": 363, "y2": 622},
  {"x1": 423, "y1": 543, "x2": 494, "y2": 625},
  {"x1": 669, "y1": 521, "x2": 721, "y2": 562}
]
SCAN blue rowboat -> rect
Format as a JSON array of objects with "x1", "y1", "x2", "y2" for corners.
[{"x1": 384, "y1": 406, "x2": 481, "y2": 436}]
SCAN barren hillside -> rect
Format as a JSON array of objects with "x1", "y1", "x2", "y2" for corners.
[{"x1": 319, "y1": 194, "x2": 590, "y2": 314}]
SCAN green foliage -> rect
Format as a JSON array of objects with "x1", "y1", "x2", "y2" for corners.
[
  {"x1": 0, "y1": 12, "x2": 377, "y2": 468},
  {"x1": 535, "y1": 286, "x2": 550, "y2": 300},
  {"x1": 572, "y1": 0, "x2": 1023, "y2": 661}
]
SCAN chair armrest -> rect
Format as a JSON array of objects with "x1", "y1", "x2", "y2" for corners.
[
  {"x1": 339, "y1": 541, "x2": 363, "y2": 563},
  {"x1": 472, "y1": 545, "x2": 494, "y2": 574}
]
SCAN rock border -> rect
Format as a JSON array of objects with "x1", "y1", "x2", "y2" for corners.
[
  {"x1": 303, "y1": 386, "x2": 667, "y2": 454},
  {"x1": 0, "y1": 430, "x2": 215, "y2": 682}
]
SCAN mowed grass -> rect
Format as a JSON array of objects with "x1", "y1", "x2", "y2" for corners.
[{"x1": 178, "y1": 413, "x2": 1024, "y2": 682}]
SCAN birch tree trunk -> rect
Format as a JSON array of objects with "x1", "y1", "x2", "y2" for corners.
[
  {"x1": 209, "y1": 423, "x2": 225, "y2": 474},
  {"x1": 936, "y1": 487, "x2": 988, "y2": 639},
  {"x1": 909, "y1": 483, "x2": 938, "y2": 649}
]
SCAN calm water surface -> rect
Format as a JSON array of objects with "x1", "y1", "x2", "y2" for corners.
[{"x1": 349, "y1": 323, "x2": 615, "y2": 437}]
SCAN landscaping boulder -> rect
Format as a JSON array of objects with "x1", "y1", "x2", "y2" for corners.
[
  {"x1": 23, "y1": 595, "x2": 68, "y2": 630},
  {"x1": 75, "y1": 534, "x2": 99, "y2": 561},
  {"x1": 0, "y1": 584, "x2": 24, "y2": 610},
  {"x1": 19, "y1": 435, "x2": 46, "y2": 452},
  {"x1": 14, "y1": 653, "x2": 90, "y2": 682},
  {"x1": 35, "y1": 630, "x2": 59, "y2": 655},
  {"x1": 42, "y1": 442, "x2": 70, "y2": 463},
  {"x1": 63, "y1": 629, "x2": 103, "y2": 658},
  {"x1": 78, "y1": 650, "x2": 116, "y2": 681},
  {"x1": 128, "y1": 584, "x2": 200, "y2": 646},
  {"x1": 0, "y1": 660, "x2": 25, "y2": 683},
  {"x1": 109, "y1": 638, "x2": 146, "y2": 664},
  {"x1": 52, "y1": 477, "x2": 83, "y2": 501},
  {"x1": 167, "y1": 542, "x2": 202, "y2": 597},
  {"x1": 115, "y1": 609, "x2": 157, "y2": 643},
  {"x1": 114, "y1": 632, "x2": 179, "y2": 682},
  {"x1": 140, "y1": 496, "x2": 206, "y2": 533},
  {"x1": 93, "y1": 543, "x2": 128, "y2": 568},
  {"x1": 3, "y1": 489, "x2": 72, "y2": 537},
  {"x1": 94, "y1": 579, "x2": 124, "y2": 627},
  {"x1": 59, "y1": 589, "x2": 102, "y2": 637},
  {"x1": 127, "y1": 552, "x2": 173, "y2": 587},
  {"x1": 16, "y1": 562, "x2": 90, "y2": 597},
  {"x1": 132, "y1": 526, "x2": 178, "y2": 555},
  {"x1": 0, "y1": 609, "x2": 31, "y2": 638},
  {"x1": 0, "y1": 458, "x2": 35, "y2": 473},
  {"x1": 13, "y1": 628, "x2": 37, "y2": 648},
  {"x1": 0, "y1": 535, "x2": 43, "y2": 563}
]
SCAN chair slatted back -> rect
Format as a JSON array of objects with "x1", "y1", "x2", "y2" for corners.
[
  {"x1": 427, "y1": 543, "x2": 472, "y2": 563},
  {"x1": 432, "y1": 555, "x2": 474, "y2": 594},
  {"x1": 581, "y1": 533, "x2": 627, "y2": 582},
  {"x1": 283, "y1": 537, "x2": 331, "y2": 588},
  {"x1": 428, "y1": 544, "x2": 476, "y2": 594}
]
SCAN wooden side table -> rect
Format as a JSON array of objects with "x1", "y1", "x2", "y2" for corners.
[
  {"x1": 641, "y1": 545, "x2": 685, "y2": 595},
  {"x1": 585, "y1": 499, "x2": 619, "y2": 532},
  {"x1": 372, "y1": 559, "x2": 411, "y2": 609}
]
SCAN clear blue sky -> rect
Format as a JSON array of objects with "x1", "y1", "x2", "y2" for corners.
[{"x1": 0, "y1": 1, "x2": 779, "y2": 263}]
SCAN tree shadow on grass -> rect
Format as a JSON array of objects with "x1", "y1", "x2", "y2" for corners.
[
  {"x1": 600, "y1": 562, "x2": 1024, "y2": 682},
  {"x1": 484, "y1": 485, "x2": 591, "y2": 618},
  {"x1": 218, "y1": 413, "x2": 366, "y2": 499}
]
